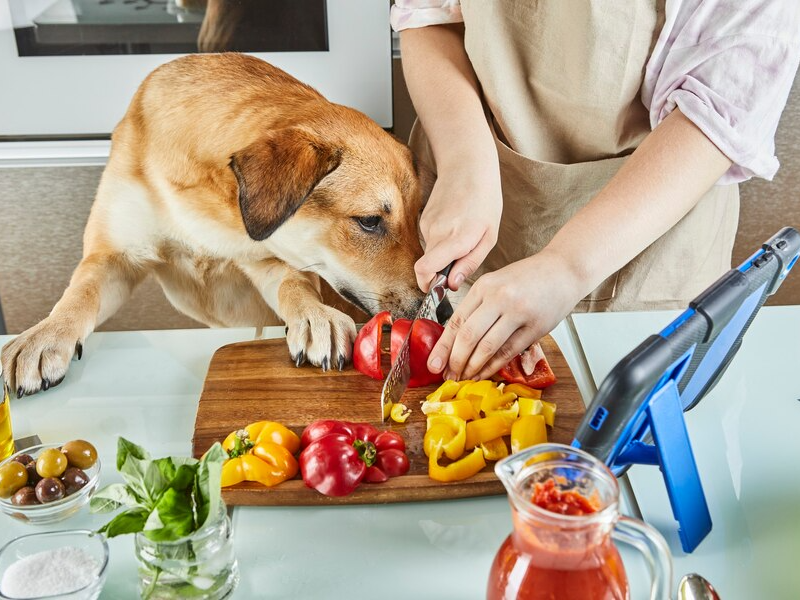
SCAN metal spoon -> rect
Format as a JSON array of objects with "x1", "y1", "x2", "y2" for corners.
[{"x1": 678, "y1": 573, "x2": 721, "y2": 600}]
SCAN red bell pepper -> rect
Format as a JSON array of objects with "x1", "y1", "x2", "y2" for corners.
[
  {"x1": 353, "y1": 312, "x2": 444, "y2": 387},
  {"x1": 299, "y1": 420, "x2": 410, "y2": 496},
  {"x1": 497, "y1": 342, "x2": 557, "y2": 389}
]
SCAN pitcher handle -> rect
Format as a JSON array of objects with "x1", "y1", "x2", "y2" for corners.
[{"x1": 612, "y1": 516, "x2": 673, "y2": 600}]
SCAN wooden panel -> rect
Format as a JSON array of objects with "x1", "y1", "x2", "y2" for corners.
[{"x1": 192, "y1": 335, "x2": 585, "y2": 505}]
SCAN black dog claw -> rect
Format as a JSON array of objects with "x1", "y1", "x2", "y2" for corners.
[
  {"x1": 16, "y1": 387, "x2": 23, "y2": 399},
  {"x1": 294, "y1": 351, "x2": 305, "y2": 367},
  {"x1": 76, "y1": 342, "x2": 83, "y2": 360},
  {"x1": 321, "y1": 357, "x2": 329, "y2": 372},
  {"x1": 337, "y1": 355, "x2": 345, "y2": 371},
  {"x1": 42, "y1": 379, "x2": 50, "y2": 391}
]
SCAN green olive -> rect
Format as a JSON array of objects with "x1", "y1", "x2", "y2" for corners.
[
  {"x1": 61, "y1": 440, "x2": 98, "y2": 470},
  {"x1": 0, "y1": 461, "x2": 29, "y2": 499},
  {"x1": 36, "y1": 448, "x2": 68, "y2": 479}
]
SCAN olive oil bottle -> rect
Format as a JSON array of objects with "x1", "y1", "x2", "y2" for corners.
[{"x1": 0, "y1": 377, "x2": 14, "y2": 460}]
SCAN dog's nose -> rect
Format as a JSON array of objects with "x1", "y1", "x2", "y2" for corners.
[{"x1": 436, "y1": 297, "x2": 454, "y2": 324}]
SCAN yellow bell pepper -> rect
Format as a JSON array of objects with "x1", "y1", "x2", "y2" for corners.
[
  {"x1": 426, "y1": 380, "x2": 463, "y2": 403},
  {"x1": 221, "y1": 445, "x2": 298, "y2": 488},
  {"x1": 541, "y1": 401, "x2": 557, "y2": 427},
  {"x1": 220, "y1": 422, "x2": 300, "y2": 488},
  {"x1": 467, "y1": 395, "x2": 483, "y2": 420},
  {"x1": 224, "y1": 420, "x2": 301, "y2": 456},
  {"x1": 486, "y1": 401, "x2": 520, "y2": 424},
  {"x1": 480, "y1": 437, "x2": 509, "y2": 461},
  {"x1": 390, "y1": 403, "x2": 412, "y2": 423},
  {"x1": 518, "y1": 397, "x2": 543, "y2": 417},
  {"x1": 481, "y1": 392, "x2": 517, "y2": 414},
  {"x1": 421, "y1": 398, "x2": 474, "y2": 420},
  {"x1": 465, "y1": 415, "x2": 512, "y2": 449},
  {"x1": 424, "y1": 415, "x2": 466, "y2": 460},
  {"x1": 510, "y1": 415, "x2": 547, "y2": 454},
  {"x1": 428, "y1": 444, "x2": 486, "y2": 482},
  {"x1": 456, "y1": 380, "x2": 495, "y2": 400},
  {"x1": 503, "y1": 383, "x2": 543, "y2": 399}
]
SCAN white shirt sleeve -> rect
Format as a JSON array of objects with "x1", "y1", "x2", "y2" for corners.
[
  {"x1": 642, "y1": 0, "x2": 800, "y2": 184},
  {"x1": 390, "y1": 0, "x2": 463, "y2": 32}
]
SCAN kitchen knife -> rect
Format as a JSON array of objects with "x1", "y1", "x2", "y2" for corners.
[{"x1": 380, "y1": 262, "x2": 454, "y2": 420}]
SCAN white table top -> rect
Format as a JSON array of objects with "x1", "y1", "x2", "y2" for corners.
[{"x1": 1, "y1": 308, "x2": 795, "y2": 598}]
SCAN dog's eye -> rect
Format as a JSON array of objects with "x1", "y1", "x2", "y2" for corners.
[{"x1": 354, "y1": 215, "x2": 382, "y2": 233}]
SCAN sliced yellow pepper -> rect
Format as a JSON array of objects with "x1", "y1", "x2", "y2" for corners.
[
  {"x1": 481, "y1": 391, "x2": 517, "y2": 414},
  {"x1": 421, "y1": 398, "x2": 474, "y2": 420},
  {"x1": 465, "y1": 415, "x2": 512, "y2": 449},
  {"x1": 428, "y1": 444, "x2": 486, "y2": 482},
  {"x1": 504, "y1": 383, "x2": 543, "y2": 399},
  {"x1": 390, "y1": 403, "x2": 412, "y2": 423},
  {"x1": 486, "y1": 401, "x2": 520, "y2": 424},
  {"x1": 511, "y1": 415, "x2": 547, "y2": 454},
  {"x1": 480, "y1": 437, "x2": 509, "y2": 461},
  {"x1": 424, "y1": 415, "x2": 467, "y2": 460},
  {"x1": 467, "y1": 394, "x2": 483, "y2": 420},
  {"x1": 456, "y1": 380, "x2": 495, "y2": 400},
  {"x1": 541, "y1": 401, "x2": 557, "y2": 427},
  {"x1": 518, "y1": 397, "x2": 543, "y2": 417},
  {"x1": 426, "y1": 380, "x2": 463, "y2": 403}
]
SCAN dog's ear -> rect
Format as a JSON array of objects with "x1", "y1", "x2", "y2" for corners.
[{"x1": 230, "y1": 128, "x2": 342, "y2": 241}]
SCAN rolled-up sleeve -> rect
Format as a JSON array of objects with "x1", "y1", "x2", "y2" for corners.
[
  {"x1": 642, "y1": 0, "x2": 800, "y2": 184},
  {"x1": 390, "y1": 0, "x2": 463, "y2": 32}
]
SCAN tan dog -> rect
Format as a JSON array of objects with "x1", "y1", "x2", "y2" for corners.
[{"x1": 1, "y1": 53, "x2": 430, "y2": 397}]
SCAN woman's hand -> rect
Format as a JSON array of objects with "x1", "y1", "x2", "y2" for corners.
[
  {"x1": 415, "y1": 162, "x2": 503, "y2": 292},
  {"x1": 426, "y1": 250, "x2": 584, "y2": 381}
]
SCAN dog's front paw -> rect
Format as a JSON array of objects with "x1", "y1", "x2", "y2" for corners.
[
  {"x1": 285, "y1": 305, "x2": 357, "y2": 371},
  {"x1": 1, "y1": 318, "x2": 84, "y2": 398}
]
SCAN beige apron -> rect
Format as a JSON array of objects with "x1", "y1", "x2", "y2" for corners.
[{"x1": 409, "y1": 0, "x2": 739, "y2": 311}]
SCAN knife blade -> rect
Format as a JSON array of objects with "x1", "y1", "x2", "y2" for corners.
[{"x1": 380, "y1": 262, "x2": 454, "y2": 420}]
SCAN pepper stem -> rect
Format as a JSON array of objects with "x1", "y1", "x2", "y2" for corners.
[
  {"x1": 353, "y1": 439, "x2": 377, "y2": 467},
  {"x1": 227, "y1": 430, "x2": 254, "y2": 459}
]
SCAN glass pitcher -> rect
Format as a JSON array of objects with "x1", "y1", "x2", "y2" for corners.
[{"x1": 489, "y1": 443, "x2": 672, "y2": 600}]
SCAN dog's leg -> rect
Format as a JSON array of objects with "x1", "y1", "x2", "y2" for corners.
[
  {"x1": 242, "y1": 260, "x2": 357, "y2": 371},
  {"x1": 1, "y1": 253, "x2": 145, "y2": 397}
]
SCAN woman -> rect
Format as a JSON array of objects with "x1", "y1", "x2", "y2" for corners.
[{"x1": 392, "y1": 0, "x2": 800, "y2": 382}]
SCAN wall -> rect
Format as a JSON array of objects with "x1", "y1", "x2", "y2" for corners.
[{"x1": 0, "y1": 62, "x2": 798, "y2": 334}]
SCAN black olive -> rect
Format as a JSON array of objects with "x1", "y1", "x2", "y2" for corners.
[
  {"x1": 25, "y1": 461, "x2": 42, "y2": 486},
  {"x1": 11, "y1": 453, "x2": 34, "y2": 466},
  {"x1": 35, "y1": 477, "x2": 65, "y2": 503},
  {"x1": 11, "y1": 486, "x2": 39, "y2": 506},
  {"x1": 61, "y1": 467, "x2": 89, "y2": 496}
]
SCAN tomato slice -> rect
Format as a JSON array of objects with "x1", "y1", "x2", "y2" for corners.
[{"x1": 497, "y1": 344, "x2": 557, "y2": 389}]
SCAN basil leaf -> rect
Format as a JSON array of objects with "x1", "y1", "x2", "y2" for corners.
[
  {"x1": 116, "y1": 437, "x2": 151, "y2": 471},
  {"x1": 194, "y1": 443, "x2": 226, "y2": 528},
  {"x1": 90, "y1": 483, "x2": 143, "y2": 513},
  {"x1": 119, "y1": 454, "x2": 152, "y2": 504},
  {"x1": 143, "y1": 488, "x2": 196, "y2": 542},
  {"x1": 99, "y1": 507, "x2": 149, "y2": 538},
  {"x1": 170, "y1": 464, "x2": 199, "y2": 492}
]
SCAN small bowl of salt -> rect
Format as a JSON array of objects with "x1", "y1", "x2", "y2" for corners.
[{"x1": 0, "y1": 530, "x2": 108, "y2": 600}]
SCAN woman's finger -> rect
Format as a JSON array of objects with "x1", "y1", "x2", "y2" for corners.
[
  {"x1": 476, "y1": 325, "x2": 539, "y2": 381},
  {"x1": 444, "y1": 302, "x2": 501, "y2": 381},
  {"x1": 448, "y1": 229, "x2": 496, "y2": 291},
  {"x1": 426, "y1": 289, "x2": 482, "y2": 373},
  {"x1": 460, "y1": 315, "x2": 521, "y2": 380}
]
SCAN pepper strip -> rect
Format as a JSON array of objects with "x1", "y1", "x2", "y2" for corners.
[
  {"x1": 424, "y1": 415, "x2": 466, "y2": 460},
  {"x1": 421, "y1": 398, "x2": 474, "y2": 421},
  {"x1": 465, "y1": 415, "x2": 512, "y2": 450},
  {"x1": 428, "y1": 443, "x2": 486, "y2": 483},
  {"x1": 511, "y1": 415, "x2": 547, "y2": 454}
]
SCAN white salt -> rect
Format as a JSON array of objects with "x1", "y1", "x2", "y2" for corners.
[{"x1": 0, "y1": 546, "x2": 100, "y2": 598}]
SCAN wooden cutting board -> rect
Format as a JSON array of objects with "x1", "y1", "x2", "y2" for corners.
[{"x1": 192, "y1": 335, "x2": 585, "y2": 506}]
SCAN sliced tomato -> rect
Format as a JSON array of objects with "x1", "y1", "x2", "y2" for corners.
[{"x1": 497, "y1": 343, "x2": 557, "y2": 388}]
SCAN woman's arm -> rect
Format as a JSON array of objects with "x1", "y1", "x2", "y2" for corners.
[
  {"x1": 428, "y1": 108, "x2": 733, "y2": 381},
  {"x1": 400, "y1": 25, "x2": 503, "y2": 291}
]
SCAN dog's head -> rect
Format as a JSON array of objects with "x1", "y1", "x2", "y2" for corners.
[{"x1": 229, "y1": 109, "x2": 430, "y2": 318}]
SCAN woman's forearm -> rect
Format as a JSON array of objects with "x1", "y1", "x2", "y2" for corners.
[
  {"x1": 400, "y1": 25, "x2": 496, "y2": 171},
  {"x1": 542, "y1": 108, "x2": 734, "y2": 295}
]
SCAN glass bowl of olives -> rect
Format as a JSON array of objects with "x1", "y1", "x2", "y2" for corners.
[{"x1": 0, "y1": 441, "x2": 100, "y2": 525}]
